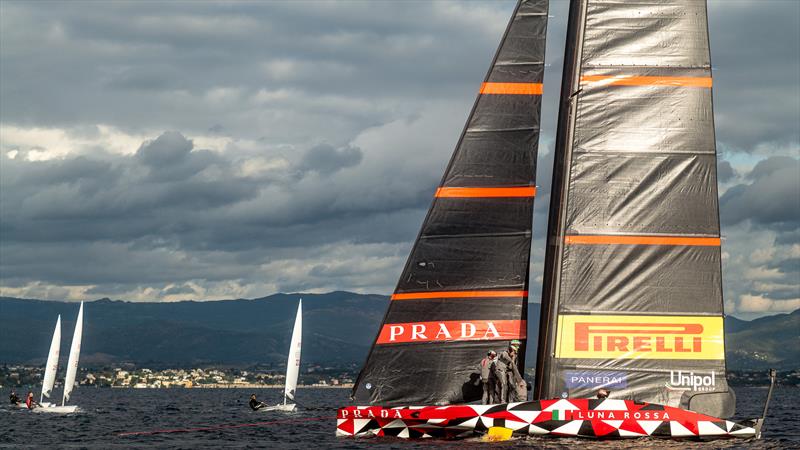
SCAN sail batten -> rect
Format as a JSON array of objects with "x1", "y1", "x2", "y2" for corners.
[
  {"x1": 536, "y1": 0, "x2": 734, "y2": 419},
  {"x1": 352, "y1": 0, "x2": 548, "y2": 406}
]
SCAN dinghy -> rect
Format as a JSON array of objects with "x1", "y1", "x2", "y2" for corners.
[
  {"x1": 337, "y1": 0, "x2": 769, "y2": 440},
  {"x1": 260, "y1": 300, "x2": 302, "y2": 412},
  {"x1": 35, "y1": 302, "x2": 83, "y2": 414}
]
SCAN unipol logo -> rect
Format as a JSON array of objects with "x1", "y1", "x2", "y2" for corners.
[
  {"x1": 555, "y1": 315, "x2": 725, "y2": 360},
  {"x1": 669, "y1": 370, "x2": 716, "y2": 392},
  {"x1": 376, "y1": 320, "x2": 525, "y2": 344}
]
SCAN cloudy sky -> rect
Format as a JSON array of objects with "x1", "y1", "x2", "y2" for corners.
[{"x1": 0, "y1": 0, "x2": 797, "y2": 319}]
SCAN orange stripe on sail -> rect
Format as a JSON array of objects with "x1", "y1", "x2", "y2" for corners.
[
  {"x1": 480, "y1": 82, "x2": 543, "y2": 95},
  {"x1": 580, "y1": 75, "x2": 712, "y2": 88},
  {"x1": 376, "y1": 319, "x2": 526, "y2": 344},
  {"x1": 435, "y1": 186, "x2": 536, "y2": 198},
  {"x1": 564, "y1": 235, "x2": 721, "y2": 246},
  {"x1": 391, "y1": 290, "x2": 528, "y2": 301}
]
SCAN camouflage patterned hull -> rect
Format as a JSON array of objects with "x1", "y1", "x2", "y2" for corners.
[{"x1": 336, "y1": 398, "x2": 757, "y2": 439}]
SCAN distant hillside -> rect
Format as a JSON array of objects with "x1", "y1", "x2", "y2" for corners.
[
  {"x1": 0, "y1": 293, "x2": 796, "y2": 369},
  {"x1": 0, "y1": 292, "x2": 388, "y2": 366},
  {"x1": 725, "y1": 309, "x2": 800, "y2": 370}
]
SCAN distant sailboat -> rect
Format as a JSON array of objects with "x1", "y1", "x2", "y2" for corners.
[
  {"x1": 35, "y1": 302, "x2": 83, "y2": 414},
  {"x1": 261, "y1": 299, "x2": 302, "y2": 412}
]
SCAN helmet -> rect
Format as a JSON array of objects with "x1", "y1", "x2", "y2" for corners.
[{"x1": 510, "y1": 339, "x2": 521, "y2": 349}]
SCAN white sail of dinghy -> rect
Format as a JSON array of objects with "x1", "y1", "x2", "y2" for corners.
[
  {"x1": 62, "y1": 301, "x2": 84, "y2": 405},
  {"x1": 35, "y1": 302, "x2": 83, "y2": 414},
  {"x1": 40, "y1": 315, "x2": 62, "y2": 406},
  {"x1": 284, "y1": 299, "x2": 302, "y2": 405},
  {"x1": 261, "y1": 299, "x2": 302, "y2": 412}
]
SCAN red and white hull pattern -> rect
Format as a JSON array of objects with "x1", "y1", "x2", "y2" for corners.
[{"x1": 337, "y1": 399, "x2": 756, "y2": 439}]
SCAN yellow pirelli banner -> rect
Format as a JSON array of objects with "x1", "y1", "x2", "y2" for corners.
[{"x1": 555, "y1": 314, "x2": 725, "y2": 360}]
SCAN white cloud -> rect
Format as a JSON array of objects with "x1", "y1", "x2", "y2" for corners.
[{"x1": 739, "y1": 294, "x2": 800, "y2": 313}]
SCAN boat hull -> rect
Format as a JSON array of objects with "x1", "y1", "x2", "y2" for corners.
[
  {"x1": 337, "y1": 399, "x2": 756, "y2": 439},
  {"x1": 32, "y1": 405, "x2": 78, "y2": 414},
  {"x1": 259, "y1": 403, "x2": 296, "y2": 412}
]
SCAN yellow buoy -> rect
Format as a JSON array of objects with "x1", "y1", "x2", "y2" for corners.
[{"x1": 483, "y1": 426, "x2": 513, "y2": 442}]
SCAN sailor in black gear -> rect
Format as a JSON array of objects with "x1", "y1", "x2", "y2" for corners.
[
  {"x1": 9, "y1": 391, "x2": 20, "y2": 405},
  {"x1": 249, "y1": 393, "x2": 266, "y2": 410}
]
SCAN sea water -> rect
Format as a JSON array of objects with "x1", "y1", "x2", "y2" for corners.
[{"x1": 2, "y1": 386, "x2": 798, "y2": 448}]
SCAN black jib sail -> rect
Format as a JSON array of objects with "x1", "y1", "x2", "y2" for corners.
[
  {"x1": 535, "y1": 0, "x2": 735, "y2": 417},
  {"x1": 352, "y1": 0, "x2": 548, "y2": 406}
]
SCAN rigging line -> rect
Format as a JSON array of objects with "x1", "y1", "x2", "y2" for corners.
[{"x1": 117, "y1": 416, "x2": 335, "y2": 437}]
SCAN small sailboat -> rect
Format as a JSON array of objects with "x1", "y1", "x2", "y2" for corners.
[
  {"x1": 260, "y1": 300, "x2": 302, "y2": 412},
  {"x1": 337, "y1": 0, "x2": 770, "y2": 440},
  {"x1": 35, "y1": 302, "x2": 83, "y2": 414}
]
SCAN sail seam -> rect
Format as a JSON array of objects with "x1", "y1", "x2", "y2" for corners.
[
  {"x1": 420, "y1": 231, "x2": 531, "y2": 240},
  {"x1": 466, "y1": 126, "x2": 540, "y2": 133},
  {"x1": 435, "y1": 186, "x2": 536, "y2": 198},
  {"x1": 480, "y1": 82, "x2": 543, "y2": 95},
  {"x1": 391, "y1": 290, "x2": 528, "y2": 300},
  {"x1": 580, "y1": 75, "x2": 712, "y2": 88},
  {"x1": 565, "y1": 235, "x2": 720, "y2": 246}
]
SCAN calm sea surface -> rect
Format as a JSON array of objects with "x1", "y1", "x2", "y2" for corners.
[{"x1": 2, "y1": 386, "x2": 797, "y2": 448}]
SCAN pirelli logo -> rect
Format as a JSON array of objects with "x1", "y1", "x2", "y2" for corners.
[{"x1": 555, "y1": 315, "x2": 724, "y2": 360}]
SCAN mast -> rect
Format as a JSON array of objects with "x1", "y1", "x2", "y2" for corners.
[
  {"x1": 534, "y1": 0, "x2": 586, "y2": 401},
  {"x1": 535, "y1": 0, "x2": 734, "y2": 418},
  {"x1": 352, "y1": 0, "x2": 549, "y2": 406}
]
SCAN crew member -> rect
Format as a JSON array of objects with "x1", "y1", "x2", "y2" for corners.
[
  {"x1": 249, "y1": 393, "x2": 266, "y2": 410},
  {"x1": 479, "y1": 351, "x2": 497, "y2": 404},
  {"x1": 25, "y1": 391, "x2": 40, "y2": 409},
  {"x1": 497, "y1": 340, "x2": 526, "y2": 402},
  {"x1": 9, "y1": 390, "x2": 20, "y2": 405},
  {"x1": 597, "y1": 388, "x2": 610, "y2": 399}
]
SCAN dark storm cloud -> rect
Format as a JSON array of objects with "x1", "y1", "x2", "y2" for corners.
[
  {"x1": 708, "y1": 0, "x2": 800, "y2": 151},
  {"x1": 0, "y1": 1, "x2": 798, "y2": 309},
  {"x1": 0, "y1": 1, "x2": 510, "y2": 143},
  {"x1": 720, "y1": 156, "x2": 800, "y2": 230},
  {"x1": 0, "y1": 129, "x2": 431, "y2": 292},
  {"x1": 297, "y1": 144, "x2": 363, "y2": 175},
  {"x1": 717, "y1": 160, "x2": 736, "y2": 183}
]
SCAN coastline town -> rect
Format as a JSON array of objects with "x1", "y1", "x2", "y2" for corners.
[
  {"x1": 3, "y1": 364, "x2": 797, "y2": 390},
  {"x1": 1, "y1": 364, "x2": 356, "y2": 390}
]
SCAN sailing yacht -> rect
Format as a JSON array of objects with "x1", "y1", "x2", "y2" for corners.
[
  {"x1": 260, "y1": 300, "x2": 302, "y2": 412},
  {"x1": 35, "y1": 302, "x2": 84, "y2": 414},
  {"x1": 337, "y1": 0, "x2": 769, "y2": 440}
]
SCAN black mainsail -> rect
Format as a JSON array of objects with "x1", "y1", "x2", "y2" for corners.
[
  {"x1": 352, "y1": 0, "x2": 548, "y2": 406},
  {"x1": 535, "y1": 0, "x2": 735, "y2": 417}
]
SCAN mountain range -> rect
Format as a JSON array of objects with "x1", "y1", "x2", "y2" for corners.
[{"x1": 1, "y1": 292, "x2": 797, "y2": 370}]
